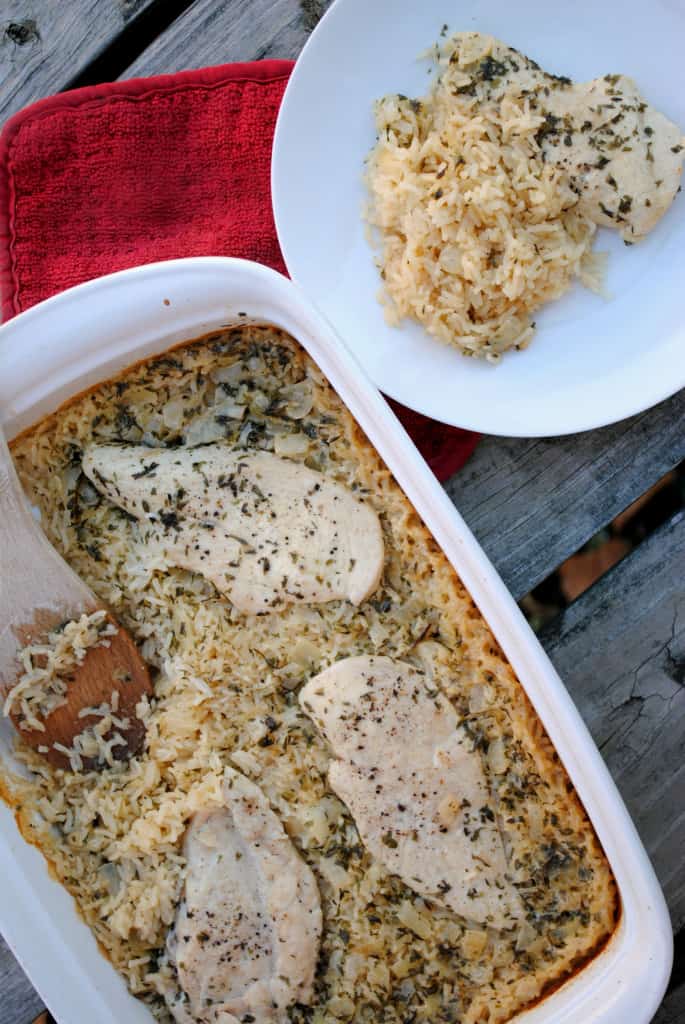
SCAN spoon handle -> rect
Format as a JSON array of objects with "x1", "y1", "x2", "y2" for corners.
[{"x1": 0, "y1": 426, "x2": 95, "y2": 689}]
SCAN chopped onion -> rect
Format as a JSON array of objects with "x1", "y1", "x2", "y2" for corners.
[
  {"x1": 469, "y1": 683, "x2": 494, "y2": 713},
  {"x1": 248, "y1": 390, "x2": 271, "y2": 415},
  {"x1": 76, "y1": 475, "x2": 100, "y2": 507},
  {"x1": 397, "y1": 899, "x2": 432, "y2": 939},
  {"x1": 303, "y1": 803, "x2": 330, "y2": 844},
  {"x1": 515, "y1": 921, "x2": 538, "y2": 952},
  {"x1": 462, "y1": 928, "x2": 489, "y2": 958},
  {"x1": 184, "y1": 413, "x2": 225, "y2": 447},
  {"x1": 280, "y1": 380, "x2": 314, "y2": 419},
  {"x1": 140, "y1": 412, "x2": 163, "y2": 436},
  {"x1": 291, "y1": 638, "x2": 320, "y2": 667},
  {"x1": 274, "y1": 433, "x2": 310, "y2": 458},
  {"x1": 97, "y1": 862, "x2": 122, "y2": 899},
  {"x1": 514, "y1": 976, "x2": 539, "y2": 1002},
  {"x1": 161, "y1": 396, "x2": 186, "y2": 430},
  {"x1": 63, "y1": 464, "x2": 81, "y2": 493},
  {"x1": 343, "y1": 953, "x2": 366, "y2": 984},
  {"x1": 397, "y1": 979, "x2": 415, "y2": 999},
  {"x1": 230, "y1": 748, "x2": 261, "y2": 775},
  {"x1": 213, "y1": 397, "x2": 246, "y2": 421},
  {"x1": 439, "y1": 244, "x2": 463, "y2": 274},
  {"x1": 211, "y1": 361, "x2": 245, "y2": 385},
  {"x1": 247, "y1": 355, "x2": 266, "y2": 374},
  {"x1": 328, "y1": 995, "x2": 355, "y2": 1018},
  {"x1": 487, "y1": 736, "x2": 507, "y2": 774}
]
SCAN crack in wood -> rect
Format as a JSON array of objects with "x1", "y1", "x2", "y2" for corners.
[
  {"x1": 664, "y1": 645, "x2": 685, "y2": 688},
  {"x1": 597, "y1": 605, "x2": 685, "y2": 756},
  {"x1": 64, "y1": 0, "x2": 196, "y2": 91}
]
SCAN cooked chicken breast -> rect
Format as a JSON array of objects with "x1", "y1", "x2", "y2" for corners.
[
  {"x1": 542, "y1": 74, "x2": 684, "y2": 241},
  {"x1": 299, "y1": 656, "x2": 524, "y2": 929},
  {"x1": 82, "y1": 444, "x2": 384, "y2": 614},
  {"x1": 451, "y1": 32, "x2": 685, "y2": 242},
  {"x1": 165, "y1": 768, "x2": 322, "y2": 1024}
]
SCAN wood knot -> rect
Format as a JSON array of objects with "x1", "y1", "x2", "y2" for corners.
[{"x1": 4, "y1": 19, "x2": 40, "y2": 46}]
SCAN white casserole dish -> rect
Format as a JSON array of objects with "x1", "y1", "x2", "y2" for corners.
[{"x1": 0, "y1": 257, "x2": 672, "y2": 1024}]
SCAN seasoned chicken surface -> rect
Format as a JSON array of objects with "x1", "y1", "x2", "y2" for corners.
[
  {"x1": 82, "y1": 444, "x2": 384, "y2": 614},
  {"x1": 299, "y1": 656, "x2": 524, "y2": 930},
  {"x1": 165, "y1": 768, "x2": 322, "y2": 1024},
  {"x1": 451, "y1": 32, "x2": 685, "y2": 241},
  {"x1": 542, "y1": 75, "x2": 684, "y2": 241}
]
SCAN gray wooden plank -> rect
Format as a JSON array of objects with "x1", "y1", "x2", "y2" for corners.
[
  {"x1": 447, "y1": 388, "x2": 685, "y2": 600},
  {"x1": 652, "y1": 981, "x2": 685, "y2": 1024},
  {"x1": 0, "y1": 0, "x2": 157, "y2": 124},
  {"x1": 123, "y1": 0, "x2": 333, "y2": 75},
  {"x1": 0, "y1": 935, "x2": 42, "y2": 1024},
  {"x1": 540, "y1": 508, "x2": 685, "y2": 931},
  {"x1": 540, "y1": 512, "x2": 685, "y2": 1022}
]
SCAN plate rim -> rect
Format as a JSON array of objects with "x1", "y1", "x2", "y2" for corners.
[{"x1": 272, "y1": 0, "x2": 685, "y2": 436}]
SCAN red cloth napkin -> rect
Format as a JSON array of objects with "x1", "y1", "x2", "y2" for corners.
[{"x1": 0, "y1": 61, "x2": 478, "y2": 480}]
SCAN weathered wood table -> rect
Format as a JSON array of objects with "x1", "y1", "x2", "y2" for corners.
[{"x1": 0, "y1": 3, "x2": 683, "y2": 1022}]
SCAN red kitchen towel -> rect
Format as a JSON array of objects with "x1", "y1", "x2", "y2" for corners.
[{"x1": 0, "y1": 61, "x2": 478, "y2": 480}]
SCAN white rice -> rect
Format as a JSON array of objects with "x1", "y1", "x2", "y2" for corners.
[
  {"x1": 365, "y1": 32, "x2": 604, "y2": 360},
  {"x1": 3, "y1": 610, "x2": 118, "y2": 733}
]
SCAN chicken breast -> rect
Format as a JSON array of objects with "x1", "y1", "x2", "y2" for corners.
[
  {"x1": 165, "y1": 768, "x2": 322, "y2": 1024},
  {"x1": 299, "y1": 656, "x2": 524, "y2": 929},
  {"x1": 542, "y1": 74, "x2": 684, "y2": 241},
  {"x1": 82, "y1": 444, "x2": 384, "y2": 614},
  {"x1": 449, "y1": 32, "x2": 685, "y2": 242}
]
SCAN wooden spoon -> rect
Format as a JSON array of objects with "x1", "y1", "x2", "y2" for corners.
[{"x1": 0, "y1": 427, "x2": 151, "y2": 770}]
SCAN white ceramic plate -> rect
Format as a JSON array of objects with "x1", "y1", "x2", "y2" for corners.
[
  {"x1": 0, "y1": 258, "x2": 673, "y2": 1024},
  {"x1": 272, "y1": 0, "x2": 685, "y2": 435}
]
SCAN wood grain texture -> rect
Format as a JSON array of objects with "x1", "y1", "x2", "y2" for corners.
[
  {"x1": 123, "y1": 0, "x2": 333, "y2": 75},
  {"x1": 0, "y1": 1, "x2": 157, "y2": 125},
  {"x1": 652, "y1": 981, "x2": 685, "y2": 1024},
  {"x1": 446, "y1": 389, "x2": 685, "y2": 600},
  {"x1": 0, "y1": 935, "x2": 43, "y2": 1024},
  {"x1": 540, "y1": 509, "x2": 685, "y2": 931}
]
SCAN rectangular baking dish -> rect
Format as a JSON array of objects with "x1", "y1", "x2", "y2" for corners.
[{"x1": 0, "y1": 256, "x2": 672, "y2": 1024}]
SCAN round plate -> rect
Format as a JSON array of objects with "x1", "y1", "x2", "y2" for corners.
[{"x1": 272, "y1": 0, "x2": 685, "y2": 436}]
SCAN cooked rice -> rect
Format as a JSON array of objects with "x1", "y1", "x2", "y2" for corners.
[
  {"x1": 364, "y1": 32, "x2": 604, "y2": 360},
  {"x1": 3, "y1": 610, "x2": 118, "y2": 732},
  {"x1": 53, "y1": 708, "x2": 132, "y2": 774},
  {"x1": 2, "y1": 327, "x2": 617, "y2": 1022}
]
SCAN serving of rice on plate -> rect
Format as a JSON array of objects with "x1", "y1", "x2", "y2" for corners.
[
  {"x1": 365, "y1": 44, "x2": 601, "y2": 361},
  {"x1": 365, "y1": 108, "x2": 605, "y2": 362},
  {"x1": 364, "y1": 30, "x2": 684, "y2": 361}
]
